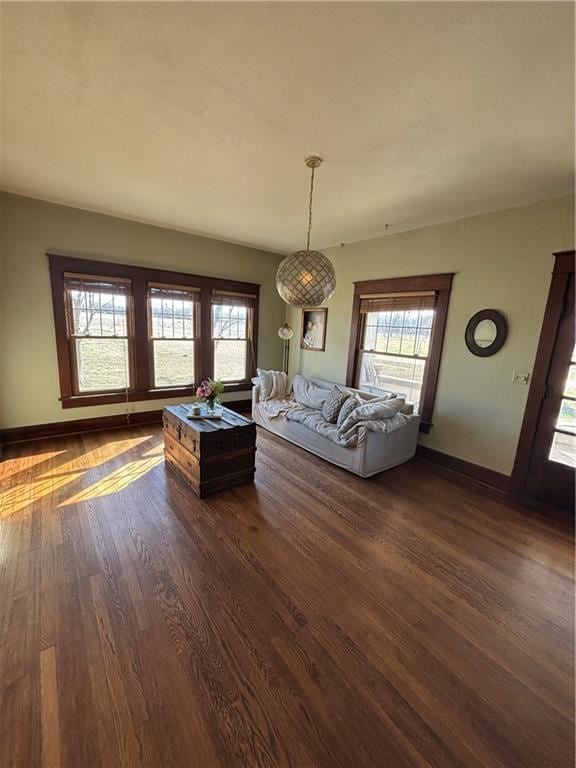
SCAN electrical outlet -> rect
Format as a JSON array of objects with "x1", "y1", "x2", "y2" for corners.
[{"x1": 512, "y1": 371, "x2": 530, "y2": 385}]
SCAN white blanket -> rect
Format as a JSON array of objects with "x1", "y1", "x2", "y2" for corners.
[
  {"x1": 284, "y1": 397, "x2": 410, "y2": 447},
  {"x1": 338, "y1": 398, "x2": 409, "y2": 446},
  {"x1": 260, "y1": 397, "x2": 303, "y2": 419}
]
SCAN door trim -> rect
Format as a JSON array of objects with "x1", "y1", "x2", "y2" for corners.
[{"x1": 511, "y1": 250, "x2": 575, "y2": 496}]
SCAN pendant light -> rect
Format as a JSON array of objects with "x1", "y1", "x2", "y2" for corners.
[{"x1": 276, "y1": 156, "x2": 336, "y2": 307}]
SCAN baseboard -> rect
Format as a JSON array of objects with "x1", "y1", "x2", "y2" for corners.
[
  {"x1": 1, "y1": 410, "x2": 164, "y2": 444},
  {"x1": 416, "y1": 445, "x2": 511, "y2": 494},
  {"x1": 0, "y1": 399, "x2": 252, "y2": 446}
]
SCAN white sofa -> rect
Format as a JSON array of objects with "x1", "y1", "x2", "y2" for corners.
[{"x1": 252, "y1": 375, "x2": 420, "y2": 477}]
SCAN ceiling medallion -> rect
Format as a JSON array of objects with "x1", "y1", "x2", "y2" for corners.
[{"x1": 276, "y1": 156, "x2": 336, "y2": 308}]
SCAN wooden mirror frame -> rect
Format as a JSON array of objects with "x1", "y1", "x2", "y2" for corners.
[{"x1": 465, "y1": 309, "x2": 508, "y2": 357}]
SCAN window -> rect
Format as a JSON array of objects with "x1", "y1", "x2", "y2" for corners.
[
  {"x1": 212, "y1": 292, "x2": 254, "y2": 382},
  {"x1": 49, "y1": 254, "x2": 259, "y2": 408},
  {"x1": 64, "y1": 274, "x2": 132, "y2": 394},
  {"x1": 149, "y1": 284, "x2": 199, "y2": 388},
  {"x1": 357, "y1": 293, "x2": 435, "y2": 408},
  {"x1": 347, "y1": 274, "x2": 453, "y2": 432}
]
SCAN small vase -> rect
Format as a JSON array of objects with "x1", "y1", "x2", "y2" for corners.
[{"x1": 205, "y1": 396, "x2": 219, "y2": 414}]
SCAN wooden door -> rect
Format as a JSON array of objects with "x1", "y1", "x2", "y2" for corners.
[
  {"x1": 513, "y1": 251, "x2": 575, "y2": 511},
  {"x1": 525, "y1": 277, "x2": 574, "y2": 508}
]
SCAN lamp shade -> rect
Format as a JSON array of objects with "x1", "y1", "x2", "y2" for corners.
[
  {"x1": 276, "y1": 249, "x2": 336, "y2": 308},
  {"x1": 277, "y1": 323, "x2": 294, "y2": 340}
]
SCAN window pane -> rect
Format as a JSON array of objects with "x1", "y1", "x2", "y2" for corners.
[
  {"x1": 387, "y1": 328, "x2": 402, "y2": 354},
  {"x1": 556, "y1": 399, "x2": 576, "y2": 434},
  {"x1": 563, "y1": 364, "x2": 576, "y2": 398},
  {"x1": 358, "y1": 351, "x2": 426, "y2": 408},
  {"x1": 184, "y1": 313, "x2": 194, "y2": 338},
  {"x1": 363, "y1": 323, "x2": 377, "y2": 350},
  {"x1": 153, "y1": 340, "x2": 195, "y2": 387},
  {"x1": 363, "y1": 309, "x2": 432, "y2": 359},
  {"x1": 214, "y1": 340, "x2": 247, "y2": 381},
  {"x1": 76, "y1": 338, "x2": 130, "y2": 392},
  {"x1": 365, "y1": 319, "x2": 390, "y2": 352},
  {"x1": 549, "y1": 431, "x2": 576, "y2": 468},
  {"x1": 400, "y1": 327, "x2": 416, "y2": 356},
  {"x1": 71, "y1": 290, "x2": 127, "y2": 337},
  {"x1": 419, "y1": 309, "x2": 434, "y2": 329},
  {"x1": 150, "y1": 296, "x2": 195, "y2": 339},
  {"x1": 212, "y1": 304, "x2": 247, "y2": 339},
  {"x1": 404, "y1": 310, "x2": 420, "y2": 328},
  {"x1": 415, "y1": 327, "x2": 431, "y2": 357}
]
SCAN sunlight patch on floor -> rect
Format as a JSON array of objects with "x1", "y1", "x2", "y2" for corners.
[
  {"x1": 58, "y1": 455, "x2": 164, "y2": 506},
  {"x1": 40, "y1": 435, "x2": 154, "y2": 476},
  {"x1": 140, "y1": 442, "x2": 164, "y2": 458},
  {"x1": 0, "y1": 471, "x2": 85, "y2": 517},
  {"x1": 0, "y1": 449, "x2": 66, "y2": 480}
]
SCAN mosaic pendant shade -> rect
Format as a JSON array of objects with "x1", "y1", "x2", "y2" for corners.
[
  {"x1": 276, "y1": 156, "x2": 336, "y2": 308},
  {"x1": 276, "y1": 249, "x2": 336, "y2": 307}
]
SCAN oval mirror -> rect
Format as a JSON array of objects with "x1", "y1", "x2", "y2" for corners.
[
  {"x1": 473, "y1": 318, "x2": 498, "y2": 348},
  {"x1": 465, "y1": 310, "x2": 507, "y2": 357}
]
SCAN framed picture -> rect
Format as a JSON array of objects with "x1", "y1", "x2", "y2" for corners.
[{"x1": 300, "y1": 308, "x2": 328, "y2": 352}]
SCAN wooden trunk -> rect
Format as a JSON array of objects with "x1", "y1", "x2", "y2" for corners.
[{"x1": 162, "y1": 404, "x2": 256, "y2": 497}]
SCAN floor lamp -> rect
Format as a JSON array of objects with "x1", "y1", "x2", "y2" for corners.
[{"x1": 277, "y1": 323, "x2": 294, "y2": 374}]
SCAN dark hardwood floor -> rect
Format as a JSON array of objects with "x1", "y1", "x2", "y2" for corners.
[{"x1": 0, "y1": 425, "x2": 573, "y2": 768}]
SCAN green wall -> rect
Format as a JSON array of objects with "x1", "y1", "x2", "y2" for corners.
[
  {"x1": 2, "y1": 190, "x2": 574, "y2": 477},
  {"x1": 286, "y1": 196, "x2": 575, "y2": 475},
  {"x1": 0, "y1": 193, "x2": 284, "y2": 428}
]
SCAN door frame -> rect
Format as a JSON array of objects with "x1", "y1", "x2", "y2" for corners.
[{"x1": 511, "y1": 250, "x2": 575, "y2": 497}]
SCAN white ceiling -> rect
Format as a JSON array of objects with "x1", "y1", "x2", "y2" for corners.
[{"x1": 1, "y1": 2, "x2": 574, "y2": 254}]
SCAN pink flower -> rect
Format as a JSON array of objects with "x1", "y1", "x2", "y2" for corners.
[{"x1": 196, "y1": 380, "x2": 215, "y2": 399}]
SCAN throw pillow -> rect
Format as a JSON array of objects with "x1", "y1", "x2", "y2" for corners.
[
  {"x1": 337, "y1": 394, "x2": 362, "y2": 430},
  {"x1": 321, "y1": 386, "x2": 349, "y2": 424},
  {"x1": 270, "y1": 371, "x2": 288, "y2": 399},
  {"x1": 256, "y1": 369, "x2": 288, "y2": 400},
  {"x1": 292, "y1": 375, "x2": 329, "y2": 410},
  {"x1": 257, "y1": 368, "x2": 275, "y2": 400}
]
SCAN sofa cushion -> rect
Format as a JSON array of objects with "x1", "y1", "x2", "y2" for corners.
[
  {"x1": 292, "y1": 375, "x2": 328, "y2": 410},
  {"x1": 321, "y1": 386, "x2": 349, "y2": 424},
  {"x1": 337, "y1": 394, "x2": 362, "y2": 430}
]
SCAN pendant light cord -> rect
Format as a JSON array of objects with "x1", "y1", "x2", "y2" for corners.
[{"x1": 306, "y1": 164, "x2": 315, "y2": 251}]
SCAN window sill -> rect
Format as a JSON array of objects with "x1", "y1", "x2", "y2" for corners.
[{"x1": 60, "y1": 381, "x2": 253, "y2": 409}]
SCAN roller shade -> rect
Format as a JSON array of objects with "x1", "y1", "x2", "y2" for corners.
[
  {"x1": 148, "y1": 283, "x2": 200, "y2": 302},
  {"x1": 212, "y1": 290, "x2": 256, "y2": 308},
  {"x1": 359, "y1": 291, "x2": 436, "y2": 314},
  {"x1": 64, "y1": 273, "x2": 131, "y2": 296}
]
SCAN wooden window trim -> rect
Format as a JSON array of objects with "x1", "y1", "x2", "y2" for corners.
[
  {"x1": 346, "y1": 273, "x2": 454, "y2": 433},
  {"x1": 211, "y1": 292, "x2": 257, "y2": 383},
  {"x1": 148, "y1": 283, "x2": 200, "y2": 390},
  {"x1": 63, "y1": 275, "x2": 134, "y2": 396},
  {"x1": 48, "y1": 253, "x2": 259, "y2": 408}
]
